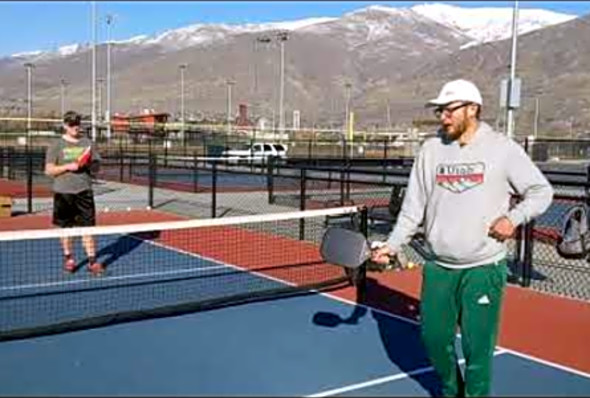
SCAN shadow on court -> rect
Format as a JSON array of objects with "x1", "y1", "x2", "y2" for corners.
[
  {"x1": 312, "y1": 276, "x2": 442, "y2": 397},
  {"x1": 76, "y1": 231, "x2": 161, "y2": 270}
]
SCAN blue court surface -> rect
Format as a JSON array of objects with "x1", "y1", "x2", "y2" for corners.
[{"x1": 1, "y1": 230, "x2": 589, "y2": 396}]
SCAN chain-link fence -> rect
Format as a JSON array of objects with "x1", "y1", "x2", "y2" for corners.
[{"x1": 1, "y1": 127, "x2": 589, "y2": 301}]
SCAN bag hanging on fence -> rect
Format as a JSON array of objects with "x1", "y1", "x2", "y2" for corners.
[{"x1": 556, "y1": 204, "x2": 590, "y2": 259}]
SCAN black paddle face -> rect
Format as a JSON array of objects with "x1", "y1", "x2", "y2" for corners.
[
  {"x1": 320, "y1": 227, "x2": 410, "y2": 272},
  {"x1": 320, "y1": 227, "x2": 370, "y2": 269}
]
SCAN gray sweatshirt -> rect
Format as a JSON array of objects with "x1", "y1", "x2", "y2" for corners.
[{"x1": 386, "y1": 122, "x2": 553, "y2": 269}]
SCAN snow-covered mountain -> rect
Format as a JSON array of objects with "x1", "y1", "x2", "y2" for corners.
[
  {"x1": 7, "y1": 2, "x2": 576, "y2": 61},
  {"x1": 410, "y1": 3, "x2": 577, "y2": 48}
]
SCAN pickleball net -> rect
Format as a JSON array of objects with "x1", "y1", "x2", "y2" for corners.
[{"x1": 0, "y1": 206, "x2": 365, "y2": 341}]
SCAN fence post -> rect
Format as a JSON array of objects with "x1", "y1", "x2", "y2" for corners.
[
  {"x1": 522, "y1": 220, "x2": 535, "y2": 288},
  {"x1": 129, "y1": 144, "x2": 135, "y2": 180},
  {"x1": 119, "y1": 139, "x2": 124, "y2": 182},
  {"x1": 7, "y1": 147, "x2": 15, "y2": 180},
  {"x1": 299, "y1": 167, "x2": 306, "y2": 240},
  {"x1": 267, "y1": 155, "x2": 275, "y2": 204},
  {"x1": 26, "y1": 145, "x2": 33, "y2": 214},
  {"x1": 0, "y1": 147, "x2": 4, "y2": 179},
  {"x1": 193, "y1": 150, "x2": 199, "y2": 193},
  {"x1": 148, "y1": 139, "x2": 155, "y2": 209},
  {"x1": 211, "y1": 161, "x2": 217, "y2": 218}
]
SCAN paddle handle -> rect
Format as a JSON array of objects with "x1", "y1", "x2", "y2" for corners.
[{"x1": 368, "y1": 241, "x2": 416, "y2": 271}]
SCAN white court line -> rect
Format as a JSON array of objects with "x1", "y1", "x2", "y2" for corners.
[
  {"x1": 307, "y1": 350, "x2": 508, "y2": 397},
  {"x1": 312, "y1": 290, "x2": 590, "y2": 386},
  {"x1": 500, "y1": 348, "x2": 590, "y2": 380},
  {"x1": 0, "y1": 264, "x2": 230, "y2": 292}
]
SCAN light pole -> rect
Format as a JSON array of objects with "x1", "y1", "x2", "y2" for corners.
[
  {"x1": 97, "y1": 78, "x2": 105, "y2": 125},
  {"x1": 60, "y1": 78, "x2": 67, "y2": 116},
  {"x1": 24, "y1": 62, "x2": 35, "y2": 214},
  {"x1": 226, "y1": 79, "x2": 235, "y2": 135},
  {"x1": 106, "y1": 13, "x2": 114, "y2": 141},
  {"x1": 344, "y1": 81, "x2": 352, "y2": 157},
  {"x1": 344, "y1": 81, "x2": 352, "y2": 131},
  {"x1": 506, "y1": 0, "x2": 519, "y2": 140},
  {"x1": 24, "y1": 62, "x2": 34, "y2": 134},
  {"x1": 179, "y1": 63, "x2": 187, "y2": 139},
  {"x1": 276, "y1": 31, "x2": 288, "y2": 142},
  {"x1": 91, "y1": 1, "x2": 97, "y2": 141},
  {"x1": 254, "y1": 36, "x2": 271, "y2": 94}
]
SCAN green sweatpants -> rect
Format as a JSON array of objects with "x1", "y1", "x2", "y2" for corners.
[{"x1": 420, "y1": 260, "x2": 507, "y2": 397}]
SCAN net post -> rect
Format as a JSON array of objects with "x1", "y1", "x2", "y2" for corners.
[
  {"x1": 267, "y1": 155, "x2": 275, "y2": 204},
  {"x1": 382, "y1": 139, "x2": 388, "y2": 183},
  {"x1": 357, "y1": 206, "x2": 368, "y2": 301},
  {"x1": 211, "y1": 161, "x2": 217, "y2": 218},
  {"x1": 514, "y1": 222, "x2": 524, "y2": 285},
  {"x1": 345, "y1": 157, "x2": 351, "y2": 203},
  {"x1": 340, "y1": 167, "x2": 345, "y2": 206},
  {"x1": 299, "y1": 167, "x2": 306, "y2": 240}
]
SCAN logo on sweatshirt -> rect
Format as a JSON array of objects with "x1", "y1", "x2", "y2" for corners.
[{"x1": 436, "y1": 162, "x2": 485, "y2": 193}]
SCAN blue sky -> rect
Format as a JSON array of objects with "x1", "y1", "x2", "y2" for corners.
[{"x1": 1, "y1": 1, "x2": 590, "y2": 57}]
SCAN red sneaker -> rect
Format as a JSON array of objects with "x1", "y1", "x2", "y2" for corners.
[
  {"x1": 87, "y1": 262, "x2": 105, "y2": 276},
  {"x1": 64, "y1": 257, "x2": 76, "y2": 273}
]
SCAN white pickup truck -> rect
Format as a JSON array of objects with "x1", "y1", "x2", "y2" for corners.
[{"x1": 221, "y1": 142, "x2": 287, "y2": 164}]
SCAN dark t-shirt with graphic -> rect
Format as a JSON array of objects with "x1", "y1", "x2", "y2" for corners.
[{"x1": 45, "y1": 136, "x2": 101, "y2": 194}]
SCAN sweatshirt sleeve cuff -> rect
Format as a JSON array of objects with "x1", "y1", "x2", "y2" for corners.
[
  {"x1": 506, "y1": 209, "x2": 526, "y2": 227},
  {"x1": 385, "y1": 235, "x2": 403, "y2": 254}
]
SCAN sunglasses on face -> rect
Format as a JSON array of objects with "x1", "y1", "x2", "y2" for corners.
[{"x1": 433, "y1": 102, "x2": 473, "y2": 118}]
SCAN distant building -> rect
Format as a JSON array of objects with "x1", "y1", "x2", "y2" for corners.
[
  {"x1": 112, "y1": 111, "x2": 169, "y2": 134},
  {"x1": 256, "y1": 117, "x2": 270, "y2": 131},
  {"x1": 235, "y1": 104, "x2": 254, "y2": 129}
]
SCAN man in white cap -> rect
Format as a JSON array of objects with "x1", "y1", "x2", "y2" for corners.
[{"x1": 371, "y1": 79, "x2": 553, "y2": 396}]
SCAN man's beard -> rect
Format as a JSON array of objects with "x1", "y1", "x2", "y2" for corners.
[{"x1": 444, "y1": 118, "x2": 468, "y2": 140}]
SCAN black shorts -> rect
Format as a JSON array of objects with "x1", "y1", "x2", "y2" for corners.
[{"x1": 52, "y1": 190, "x2": 96, "y2": 228}]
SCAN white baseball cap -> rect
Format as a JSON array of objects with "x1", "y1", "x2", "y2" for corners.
[{"x1": 426, "y1": 79, "x2": 483, "y2": 107}]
